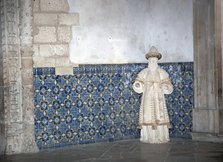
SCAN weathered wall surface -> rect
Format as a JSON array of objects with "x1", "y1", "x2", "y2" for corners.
[
  {"x1": 33, "y1": 0, "x2": 79, "y2": 75},
  {"x1": 1, "y1": 0, "x2": 24, "y2": 154},
  {"x1": 220, "y1": 0, "x2": 223, "y2": 134},
  {"x1": 19, "y1": 0, "x2": 38, "y2": 153},
  {"x1": 192, "y1": 0, "x2": 223, "y2": 142},
  {"x1": 0, "y1": 0, "x2": 5, "y2": 155},
  {"x1": 68, "y1": 0, "x2": 193, "y2": 64},
  {"x1": 0, "y1": 0, "x2": 38, "y2": 155},
  {"x1": 0, "y1": 59, "x2": 5, "y2": 155}
]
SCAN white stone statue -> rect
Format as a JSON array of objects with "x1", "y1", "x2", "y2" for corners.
[{"x1": 133, "y1": 46, "x2": 173, "y2": 143}]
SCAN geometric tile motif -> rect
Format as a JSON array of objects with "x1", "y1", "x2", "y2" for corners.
[
  {"x1": 33, "y1": 62, "x2": 193, "y2": 149},
  {"x1": 161, "y1": 62, "x2": 193, "y2": 139}
]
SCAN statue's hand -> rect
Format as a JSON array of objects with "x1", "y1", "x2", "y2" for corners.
[
  {"x1": 161, "y1": 83, "x2": 173, "y2": 94},
  {"x1": 135, "y1": 83, "x2": 140, "y2": 88},
  {"x1": 133, "y1": 81, "x2": 143, "y2": 94},
  {"x1": 162, "y1": 85, "x2": 168, "y2": 91}
]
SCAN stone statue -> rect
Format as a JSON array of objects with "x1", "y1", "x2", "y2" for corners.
[{"x1": 133, "y1": 46, "x2": 173, "y2": 143}]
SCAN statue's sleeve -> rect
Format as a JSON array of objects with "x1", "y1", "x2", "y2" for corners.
[
  {"x1": 133, "y1": 68, "x2": 147, "y2": 94},
  {"x1": 159, "y1": 68, "x2": 173, "y2": 94}
]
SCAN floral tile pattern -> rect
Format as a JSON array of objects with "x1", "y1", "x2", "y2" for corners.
[{"x1": 33, "y1": 62, "x2": 193, "y2": 149}]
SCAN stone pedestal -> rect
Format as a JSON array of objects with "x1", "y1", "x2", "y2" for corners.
[{"x1": 193, "y1": 0, "x2": 223, "y2": 142}]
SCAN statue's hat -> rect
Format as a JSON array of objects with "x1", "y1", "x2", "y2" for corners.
[{"x1": 145, "y1": 46, "x2": 162, "y2": 60}]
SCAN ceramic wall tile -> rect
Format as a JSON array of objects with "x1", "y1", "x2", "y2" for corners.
[{"x1": 33, "y1": 62, "x2": 193, "y2": 149}]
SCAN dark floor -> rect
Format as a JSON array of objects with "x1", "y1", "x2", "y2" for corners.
[{"x1": 1, "y1": 139, "x2": 223, "y2": 162}]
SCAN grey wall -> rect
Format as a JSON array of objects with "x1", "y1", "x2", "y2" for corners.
[
  {"x1": 220, "y1": 0, "x2": 223, "y2": 134},
  {"x1": 0, "y1": 72, "x2": 5, "y2": 155},
  {"x1": 0, "y1": 8, "x2": 5, "y2": 155},
  {"x1": 68, "y1": 0, "x2": 193, "y2": 64}
]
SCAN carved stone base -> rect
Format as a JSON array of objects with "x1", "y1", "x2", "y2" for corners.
[
  {"x1": 193, "y1": 109, "x2": 219, "y2": 133},
  {"x1": 0, "y1": 124, "x2": 6, "y2": 155},
  {"x1": 21, "y1": 124, "x2": 38, "y2": 153},
  {"x1": 192, "y1": 132, "x2": 223, "y2": 143}
]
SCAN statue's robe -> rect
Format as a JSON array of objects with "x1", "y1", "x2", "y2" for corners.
[{"x1": 133, "y1": 67, "x2": 173, "y2": 143}]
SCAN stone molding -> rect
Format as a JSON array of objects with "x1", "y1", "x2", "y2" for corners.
[
  {"x1": 2, "y1": 0, "x2": 23, "y2": 154},
  {"x1": 1, "y1": 0, "x2": 38, "y2": 154},
  {"x1": 19, "y1": 0, "x2": 38, "y2": 153},
  {"x1": 19, "y1": 0, "x2": 32, "y2": 45},
  {"x1": 192, "y1": 132, "x2": 223, "y2": 143},
  {"x1": 0, "y1": 0, "x2": 6, "y2": 155}
]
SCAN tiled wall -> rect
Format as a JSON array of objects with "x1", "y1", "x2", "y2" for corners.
[{"x1": 33, "y1": 62, "x2": 193, "y2": 149}]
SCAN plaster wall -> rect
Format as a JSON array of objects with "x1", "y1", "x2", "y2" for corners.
[{"x1": 68, "y1": 0, "x2": 193, "y2": 64}]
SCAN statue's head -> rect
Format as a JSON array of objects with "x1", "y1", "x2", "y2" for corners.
[
  {"x1": 145, "y1": 46, "x2": 162, "y2": 60},
  {"x1": 146, "y1": 46, "x2": 161, "y2": 69}
]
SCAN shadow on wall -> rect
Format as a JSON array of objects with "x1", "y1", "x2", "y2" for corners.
[{"x1": 33, "y1": 62, "x2": 193, "y2": 149}]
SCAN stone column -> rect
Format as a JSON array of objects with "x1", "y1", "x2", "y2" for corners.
[
  {"x1": 1, "y1": 0, "x2": 24, "y2": 154},
  {"x1": 0, "y1": 0, "x2": 38, "y2": 154},
  {"x1": 193, "y1": 0, "x2": 223, "y2": 142},
  {"x1": 1, "y1": 0, "x2": 79, "y2": 154},
  {"x1": 0, "y1": 0, "x2": 6, "y2": 155},
  {"x1": 19, "y1": 0, "x2": 38, "y2": 153}
]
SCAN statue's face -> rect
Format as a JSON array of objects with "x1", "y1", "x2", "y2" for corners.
[{"x1": 148, "y1": 57, "x2": 158, "y2": 66}]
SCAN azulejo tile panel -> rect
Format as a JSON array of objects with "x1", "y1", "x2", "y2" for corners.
[{"x1": 33, "y1": 62, "x2": 193, "y2": 149}]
